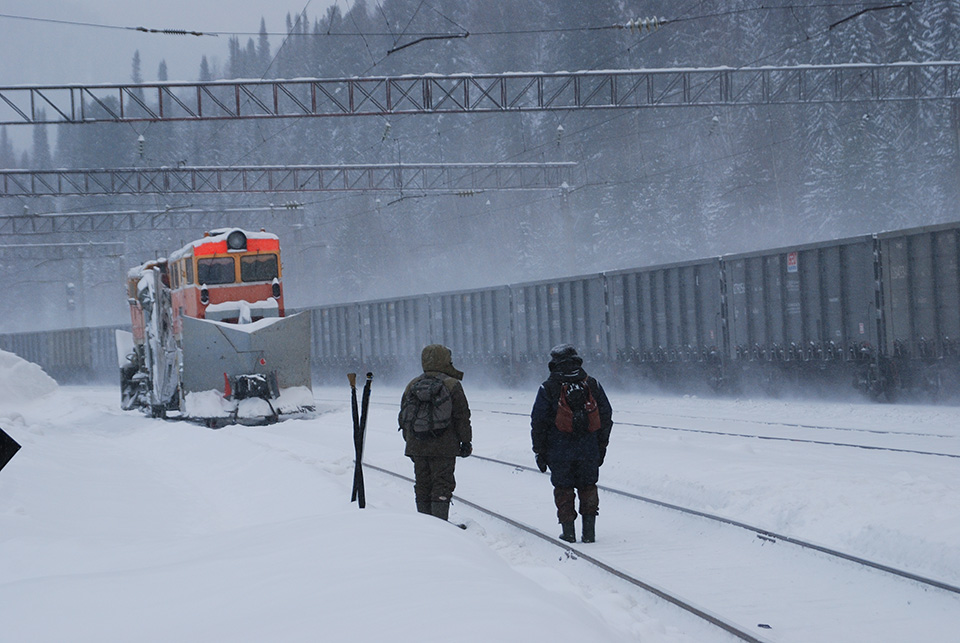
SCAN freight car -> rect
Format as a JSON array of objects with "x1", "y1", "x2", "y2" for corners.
[
  {"x1": 0, "y1": 325, "x2": 121, "y2": 384},
  {"x1": 119, "y1": 228, "x2": 314, "y2": 424},
  {"x1": 720, "y1": 232, "x2": 881, "y2": 396},
  {"x1": 876, "y1": 222, "x2": 960, "y2": 397}
]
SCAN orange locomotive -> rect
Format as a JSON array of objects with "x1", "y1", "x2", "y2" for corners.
[{"x1": 119, "y1": 228, "x2": 313, "y2": 425}]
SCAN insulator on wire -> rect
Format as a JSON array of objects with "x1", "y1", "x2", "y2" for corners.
[{"x1": 624, "y1": 17, "x2": 663, "y2": 32}]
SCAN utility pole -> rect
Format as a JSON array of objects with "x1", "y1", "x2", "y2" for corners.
[{"x1": 953, "y1": 99, "x2": 960, "y2": 188}]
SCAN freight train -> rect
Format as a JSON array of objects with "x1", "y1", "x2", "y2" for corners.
[
  {"x1": 118, "y1": 228, "x2": 314, "y2": 424},
  {"x1": 309, "y1": 220, "x2": 960, "y2": 400},
  {"x1": 2, "y1": 220, "x2": 957, "y2": 401}
]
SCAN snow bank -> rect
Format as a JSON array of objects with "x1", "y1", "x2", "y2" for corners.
[
  {"x1": 183, "y1": 386, "x2": 315, "y2": 419},
  {"x1": 0, "y1": 391, "x2": 633, "y2": 643},
  {"x1": 0, "y1": 349, "x2": 58, "y2": 406}
]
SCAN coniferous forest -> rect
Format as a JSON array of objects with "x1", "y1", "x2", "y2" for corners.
[{"x1": 1, "y1": 0, "x2": 959, "y2": 332}]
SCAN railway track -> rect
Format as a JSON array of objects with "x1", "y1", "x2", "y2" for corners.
[
  {"x1": 363, "y1": 461, "x2": 773, "y2": 643},
  {"x1": 478, "y1": 407, "x2": 960, "y2": 459},
  {"x1": 318, "y1": 394, "x2": 959, "y2": 454},
  {"x1": 472, "y1": 455, "x2": 960, "y2": 595},
  {"x1": 361, "y1": 452, "x2": 960, "y2": 643}
]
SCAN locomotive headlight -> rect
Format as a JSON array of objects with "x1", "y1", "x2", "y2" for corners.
[
  {"x1": 200, "y1": 286, "x2": 209, "y2": 305},
  {"x1": 226, "y1": 230, "x2": 247, "y2": 250},
  {"x1": 272, "y1": 278, "x2": 281, "y2": 299}
]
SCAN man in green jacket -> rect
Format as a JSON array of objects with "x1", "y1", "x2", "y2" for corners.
[{"x1": 399, "y1": 344, "x2": 473, "y2": 521}]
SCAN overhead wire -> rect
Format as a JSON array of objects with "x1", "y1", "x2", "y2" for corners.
[
  {"x1": 0, "y1": 2, "x2": 912, "y2": 38},
  {"x1": 0, "y1": 12, "x2": 217, "y2": 36},
  {"x1": 380, "y1": 0, "x2": 921, "y2": 231},
  {"x1": 7, "y1": 2, "x2": 929, "y2": 236}
]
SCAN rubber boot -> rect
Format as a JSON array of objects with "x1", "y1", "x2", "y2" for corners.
[
  {"x1": 416, "y1": 501, "x2": 431, "y2": 515},
  {"x1": 581, "y1": 514, "x2": 596, "y2": 543},
  {"x1": 431, "y1": 500, "x2": 450, "y2": 521},
  {"x1": 559, "y1": 521, "x2": 576, "y2": 543}
]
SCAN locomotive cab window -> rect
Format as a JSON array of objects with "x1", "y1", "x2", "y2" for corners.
[
  {"x1": 197, "y1": 257, "x2": 236, "y2": 285},
  {"x1": 185, "y1": 258, "x2": 194, "y2": 285},
  {"x1": 240, "y1": 254, "x2": 279, "y2": 283}
]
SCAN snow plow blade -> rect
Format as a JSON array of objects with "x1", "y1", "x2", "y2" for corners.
[{"x1": 179, "y1": 312, "x2": 313, "y2": 422}]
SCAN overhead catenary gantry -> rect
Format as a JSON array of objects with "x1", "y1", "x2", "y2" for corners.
[
  {"x1": 0, "y1": 206, "x2": 309, "y2": 236},
  {"x1": 0, "y1": 163, "x2": 576, "y2": 198},
  {"x1": 1, "y1": 62, "x2": 958, "y2": 126},
  {"x1": 0, "y1": 241, "x2": 124, "y2": 261}
]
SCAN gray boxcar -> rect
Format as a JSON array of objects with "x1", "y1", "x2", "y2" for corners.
[
  {"x1": 509, "y1": 275, "x2": 607, "y2": 364},
  {"x1": 879, "y1": 221, "x2": 960, "y2": 360},
  {"x1": 607, "y1": 258, "x2": 723, "y2": 363},
  {"x1": 427, "y1": 286, "x2": 512, "y2": 367},
  {"x1": 0, "y1": 325, "x2": 122, "y2": 382},
  {"x1": 356, "y1": 296, "x2": 431, "y2": 376},
  {"x1": 878, "y1": 221, "x2": 960, "y2": 396},
  {"x1": 311, "y1": 303, "x2": 362, "y2": 375},
  {"x1": 724, "y1": 234, "x2": 879, "y2": 364}
]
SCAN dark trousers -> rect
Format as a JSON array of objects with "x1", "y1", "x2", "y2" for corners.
[
  {"x1": 550, "y1": 459, "x2": 600, "y2": 523},
  {"x1": 411, "y1": 456, "x2": 457, "y2": 511}
]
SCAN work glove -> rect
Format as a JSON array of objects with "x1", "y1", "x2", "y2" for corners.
[
  {"x1": 535, "y1": 453, "x2": 548, "y2": 473},
  {"x1": 459, "y1": 442, "x2": 473, "y2": 458}
]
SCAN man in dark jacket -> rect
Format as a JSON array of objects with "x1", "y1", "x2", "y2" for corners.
[
  {"x1": 399, "y1": 344, "x2": 472, "y2": 521},
  {"x1": 531, "y1": 344, "x2": 613, "y2": 543}
]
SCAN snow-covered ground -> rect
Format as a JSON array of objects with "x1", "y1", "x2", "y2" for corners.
[{"x1": 2, "y1": 351, "x2": 959, "y2": 642}]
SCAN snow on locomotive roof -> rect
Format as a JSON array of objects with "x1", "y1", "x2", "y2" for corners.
[
  {"x1": 127, "y1": 258, "x2": 165, "y2": 280},
  {"x1": 168, "y1": 228, "x2": 279, "y2": 262}
]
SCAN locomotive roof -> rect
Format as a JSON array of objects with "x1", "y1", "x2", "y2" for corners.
[{"x1": 168, "y1": 228, "x2": 279, "y2": 262}]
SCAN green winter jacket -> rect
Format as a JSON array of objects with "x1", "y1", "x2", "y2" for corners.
[{"x1": 400, "y1": 344, "x2": 472, "y2": 457}]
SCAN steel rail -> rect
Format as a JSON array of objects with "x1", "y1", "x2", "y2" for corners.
[
  {"x1": 615, "y1": 419, "x2": 960, "y2": 459},
  {"x1": 363, "y1": 461, "x2": 771, "y2": 643},
  {"x1": 616, "y1": 410, "x2": 956, "y2": 439},
  {"x1": 472, "y1": 454, "x2": 960, "y2": 596}
]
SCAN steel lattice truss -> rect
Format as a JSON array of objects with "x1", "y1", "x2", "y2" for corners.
[
  {"x1": 0, "y1": 208, "x2": 301, "y2": 235},
  {"x1": 0, "y1": 241, "x2": 123, "y2": 261},
  {"x1": 0, "y1": 163, "x2": 575, "y2": 198},
  {"x1": 2, "y1": 62, "x2": 958, "y2": 125}
]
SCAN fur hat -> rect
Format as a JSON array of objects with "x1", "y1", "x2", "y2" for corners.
[
  {"x1": 550, "y1": 344, "x2": 579, "y2": 361},
  {"x1": 548, "y1": 344, "x2": 582, "y2": 372}
]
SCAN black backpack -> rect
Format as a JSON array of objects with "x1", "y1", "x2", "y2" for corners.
[
  {"x1": 555, "y1": 379, "x2": 601, "y2": 434},
  {"x1": 399, "y1": 375, "x2": 454, "y2": 440}
]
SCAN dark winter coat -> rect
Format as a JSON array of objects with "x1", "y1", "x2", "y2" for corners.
[
  {"x1": 530, "y1": 361, "x2": 612, "y2": 465},
  {"x1": 400, "y1": 344, "x2": 472, "y2": 458}
]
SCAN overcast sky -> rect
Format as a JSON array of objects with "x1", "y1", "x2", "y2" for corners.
[{"x1": 0, "y1": 0, "x2": 339, "y2": 85}]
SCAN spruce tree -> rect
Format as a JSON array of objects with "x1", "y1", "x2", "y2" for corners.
[
  {"x1": 258, "y1": 18, "x2": 271, "y2": 75},
  {"x1": 31, "y1": 112, "x2": 53, "y2": 169},
  {"x1": 0, "y1": 126, "x2": 15, "y2": 169}
]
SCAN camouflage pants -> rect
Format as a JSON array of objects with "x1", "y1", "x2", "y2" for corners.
[{"x1": 411, "y1": 456, "x2": 457, "y2": 511}]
